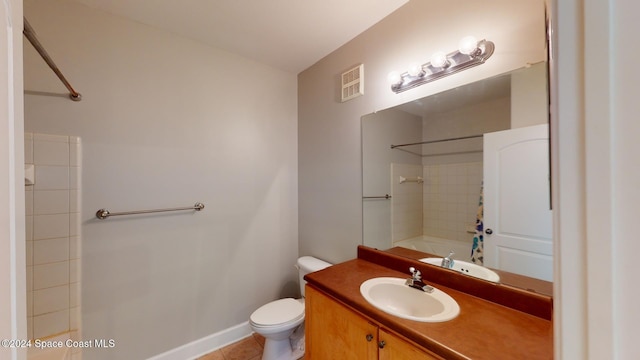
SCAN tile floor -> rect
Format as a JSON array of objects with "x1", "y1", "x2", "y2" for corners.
[
  {"x1": 197, "y1": 332, "x2": 307, "y2": 360},
  {"x1": 197, "y1": 334, "x2": 265, "y2": 360}
]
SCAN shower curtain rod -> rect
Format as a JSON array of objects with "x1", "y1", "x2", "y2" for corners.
[
  {"x1": 23, "y1": 17, "x2": 82, "y2": 101},
  {"x1": 390, "y1": 134, "x2": 483, "y2": 149}
]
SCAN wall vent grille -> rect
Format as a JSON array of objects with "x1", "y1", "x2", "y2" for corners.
[{"x1": 341, "y1": 64, "x2": 364, "y2": 102}]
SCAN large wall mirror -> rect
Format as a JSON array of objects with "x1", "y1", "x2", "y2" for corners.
[{"x1": 362, "y1": 62, "x2": 552, "y2": 294}]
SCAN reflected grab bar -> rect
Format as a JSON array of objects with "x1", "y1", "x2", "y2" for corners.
[
  {"x1": 96, "y1": 202, "x2": 205, "y2": 220},
  {"x1": 362, "y1": 194, "x2": 392, "y2": 200}
]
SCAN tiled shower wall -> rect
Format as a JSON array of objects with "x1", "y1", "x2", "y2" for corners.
[
  {"x1": 391, "y1": 162, "x2": 483, "y2": 244},
  {"x1": 423, "y1": 162, "x2": 483, "y2": 242},
  {"x1": 25, "y1": 133, "x2": 81, "y2": 340},
  {"x1": 391, "y1": 163, "x2": 423, "y2": 242}
]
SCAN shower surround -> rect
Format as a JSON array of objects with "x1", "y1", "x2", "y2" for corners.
[
  {"x1": 25, "y1": 133, "x2": 82, "y2": 356},
  {"x1": 391, "y1": 161, "x2": 483, "y2": 252}
]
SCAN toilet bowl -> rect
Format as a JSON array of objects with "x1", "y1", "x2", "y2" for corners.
[{"x1": 249, "y1": 256, "x2": 331, "y2": 360}]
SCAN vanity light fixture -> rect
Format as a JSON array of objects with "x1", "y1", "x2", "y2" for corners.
[{"x1": 388, "y1": 37, "x2": 495, "y2": 93}]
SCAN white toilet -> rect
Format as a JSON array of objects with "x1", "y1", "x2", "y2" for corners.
[{"x1": 249, "y1": 256, "x2": 331, "y2": 360}]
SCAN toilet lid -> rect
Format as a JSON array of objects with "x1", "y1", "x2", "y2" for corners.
[{"x1": 250, "y1": 298, "x2": 304, "y2": 327}]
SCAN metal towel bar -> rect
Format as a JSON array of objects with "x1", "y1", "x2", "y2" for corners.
[
  {"x1": 96, "y1": 202, "x2": 205, "y2": 220},
  {"x1": 362, "y1": 195, "x2": 392, "y2": 200}
]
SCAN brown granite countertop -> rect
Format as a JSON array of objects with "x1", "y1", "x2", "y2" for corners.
[{"x1": 305, "y1": 257, "x2": 553, "y2": 360}]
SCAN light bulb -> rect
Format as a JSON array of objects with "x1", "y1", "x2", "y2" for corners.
[
  {"x1": 430, "y1": 51, "x2": 449, "y2": 68},
  {"x1": 459, "y1": 36, "x2": 479, "y2": 55},
  {"x1": 387, "y1": 71, "x2": 402, "y2": 86},
  {"x1": 407, "y1": 63, "x2": 424, "y2": 77}
]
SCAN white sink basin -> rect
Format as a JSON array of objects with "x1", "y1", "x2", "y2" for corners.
[
  {"x1": 359, "y1": 277, "x2": 460, "y2": 322},
  {"x1": 419, "y1": 258, "x2": 501, "y2": 283}
]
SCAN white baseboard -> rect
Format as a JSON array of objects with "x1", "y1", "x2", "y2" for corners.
[{"x1": 147, "y1": 322, "x2": 253, "y2": 360}]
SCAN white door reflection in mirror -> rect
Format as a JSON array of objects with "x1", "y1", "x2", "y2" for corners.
[{"x1": 483, "y1": 124, "x2": 552, "y2": 281}]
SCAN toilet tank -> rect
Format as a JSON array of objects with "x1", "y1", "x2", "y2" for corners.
[{"x1": 297, "y1": 256, "x2": 332, "y2": 297}]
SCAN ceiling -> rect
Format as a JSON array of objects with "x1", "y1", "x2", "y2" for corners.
[
  {"x1": 398, "y1": 71, "x2": 512, "y2": 117},
  {"x1": 71, "y1": 0, "x2": 409, "y2": 74}
]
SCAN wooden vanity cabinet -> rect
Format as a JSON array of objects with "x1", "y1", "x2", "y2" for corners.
[
  {"x1": 305, "y1": 286, "x2": 442, "y2": 360},
  {"x1": 377, "y1": 328, "x2": 442, "y2": 360}
]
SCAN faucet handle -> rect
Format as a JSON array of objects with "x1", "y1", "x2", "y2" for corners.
[
  {"x1": 441, "y1": 251, "x2": 455, "y2": 268},
  {"x1": 406, "y1": 267, "x2": 432, "y2": 292},
  {"x1": 409, "y1": 267, "x2": 422, "y2": 281}
]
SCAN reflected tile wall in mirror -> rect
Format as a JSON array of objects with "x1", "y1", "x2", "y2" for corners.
[{"x1": 423, "y1": 162, "x2": 482, "y2": 244}]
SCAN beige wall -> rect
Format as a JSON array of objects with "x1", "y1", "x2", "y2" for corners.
[
  {"x1": 298, "y1": 0, "x2": 546, "y2": 263},
  {"x1": 511, "y1": 62, "x2": 548, "y2": 128},
  {"x1": 362, "y1": 109, "x2": 422, "y2": 249},
  {"x1": 552, "y1": 0, "x2": 640, "y2": 357},
  {"x1": 1, "y1": 1, "x2": 27, "y2": 359},
  {"x1": 23, "y1": 0, "x2": 298, "y2": 358},
  {"x1": 421, "y1": 96, "x2": 511, "y2": 165},
  {"x1": 3, "y1": 1, "x2": 640, "y2": 360}
]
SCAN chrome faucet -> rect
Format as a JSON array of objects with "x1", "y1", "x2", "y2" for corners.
[
  {"x1": 405, "y1": 267, "x2": 434, "y2": 293},
  {"x1": 441, "y1": 251, "x2": 455, "y2": 269}
]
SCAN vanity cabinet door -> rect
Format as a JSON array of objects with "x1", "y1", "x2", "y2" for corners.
[
  {"x1": 378, "y1": 328, "x2": 442, "y2": 360},
  {"x1": 305, "y1": 286, "x2": 378, "y2": 360}
]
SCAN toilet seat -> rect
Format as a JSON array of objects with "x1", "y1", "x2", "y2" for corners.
[{"x1": 249, "y1": 298, "x2": 304, "y2": 328}]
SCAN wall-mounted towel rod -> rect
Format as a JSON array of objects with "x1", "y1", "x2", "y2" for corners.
[
  {"x1": 363, "y1": 194, "x2": 392, "y2": 200},
  {"x1": 23, "y1": 17, "x2": 82, "y2": 101},
  {"x1": 390, "y1": 134, "x2": 483, "y2": 149},
  {"x1": 96, "y1": 202, "x2": 205, "y2": 220}
]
